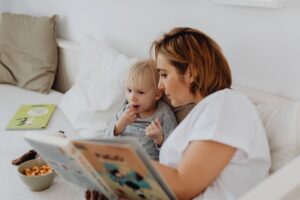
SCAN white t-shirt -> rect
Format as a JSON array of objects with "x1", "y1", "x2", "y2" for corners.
[{"x1": 159, "y1": 89, "x2": 271, "y2": 200}]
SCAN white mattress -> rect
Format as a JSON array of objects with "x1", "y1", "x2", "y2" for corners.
[{"x1": 0, "y1": 84, "x2": 83, "y2": 200}]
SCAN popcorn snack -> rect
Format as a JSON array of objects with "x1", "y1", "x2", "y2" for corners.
[
  {"x1": 23, "y1": 164, "x2": 53, "y2": 176},
  {"x1": 18, "y1": 159, "x2": 55, "y2": 191}
]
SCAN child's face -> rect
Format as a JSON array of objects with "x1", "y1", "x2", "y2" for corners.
[{"x1": 126, "y1": 78, "x2": 161, "y2": 118}]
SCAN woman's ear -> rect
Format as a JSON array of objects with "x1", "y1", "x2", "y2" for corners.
[{"x1": 184, "y1": 65, "x2": 195, "y2": 83}]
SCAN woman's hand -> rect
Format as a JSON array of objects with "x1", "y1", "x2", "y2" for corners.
[
  {"x1": 145, "y1": 118, "x2": 164, "y2": 145},
  {"x1": 114, "y1": 106, "x2": 137, "y2": 135},
  {"x1": 85, "y1": 190, "x2": 108, "y2": 200},
  {"x1": 85, "y1": 190, "x2": 126, "y2": 200}
]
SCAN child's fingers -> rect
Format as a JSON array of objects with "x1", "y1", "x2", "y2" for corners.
[
  {"x1": 126, "y1": 108, "x2": 136, "y2": 118},
  {"x1": 154, "y1": 118, "x2": 162, "y2": 129},
  {"x1": 155, "y1": 117, "x2": 160, "y2": 123},
  {"x1": 127, "y1": 108, "x2": 135, "y2": 115},
  {"x1": 145, "y1": 126, "x2": 152, "y2": 137},
  {"x1": 128, "y1": 105, "x2": 137, "y2": 113},
  {"x1": 149, "y1": 122, "x2": 155, "y2": 131},
  {"x1": 151, "y1": 119, "x2": 161, "y2": 131},
  {"x1": 145, "y1": 126, "x2": 150, "y2": 133}
]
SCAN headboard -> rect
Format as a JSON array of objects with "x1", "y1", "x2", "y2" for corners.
[{"x1": 53, "y1": 38, "x2": 81, "y2": 93}]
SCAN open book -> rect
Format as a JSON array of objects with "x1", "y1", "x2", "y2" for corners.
[
  {"x1": 24, "y1": 132, "x2": 177, "y2": 200},
  {"x1": 6, "y1": 104, "x2": 56, "y2": 130}
]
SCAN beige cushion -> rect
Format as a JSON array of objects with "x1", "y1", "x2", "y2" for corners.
[{"x1": 0, "y1": 13, "x2": 58, "y2": 93}]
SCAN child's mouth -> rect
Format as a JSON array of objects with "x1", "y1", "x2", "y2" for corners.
[{"x1": 132, "y1": 105, "x2": 140, "y2": 110}]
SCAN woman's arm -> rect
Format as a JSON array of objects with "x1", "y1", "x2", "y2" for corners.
[{"x1": 153, "y1": 141, "x2": 236, "y2": 200}]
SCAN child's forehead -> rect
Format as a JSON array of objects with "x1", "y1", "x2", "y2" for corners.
[
  {"x1": 127, "y1": 78, "x2": 155, "y2": 90},
  {"x1": 129, "y1": 73, "x2": 150, "y2": 82}
]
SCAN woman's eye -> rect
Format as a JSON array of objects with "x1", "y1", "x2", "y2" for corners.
[{"x1": 160, "y1": 73, "x2": 167, "y2": 78}]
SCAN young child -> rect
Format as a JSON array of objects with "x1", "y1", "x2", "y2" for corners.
[{"x1": 104, "y1": 59, "x2": 177, "y2": 160}]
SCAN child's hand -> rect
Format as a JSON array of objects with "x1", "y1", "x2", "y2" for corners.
[
  {"x1": 145, "y1": 118, "x2": 164, "y2": 145},
  {"x1": 114, "y1": 106, "x2": 137, "y2": 135},
  {"x1": 119, "y1": 106, "x2": 137, "y2": 126}
]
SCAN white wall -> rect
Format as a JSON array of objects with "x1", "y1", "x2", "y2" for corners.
[{"x1": 0, "y1": 0, "x2": 299, "y2": 100}]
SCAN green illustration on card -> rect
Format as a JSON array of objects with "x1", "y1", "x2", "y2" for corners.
[{"x1": 6, "y1": 104, "x2": 56, "y2": 130}]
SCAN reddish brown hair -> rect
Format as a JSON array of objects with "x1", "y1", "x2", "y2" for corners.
[{"x1": 151, "y1": 27, "x2": 232, "y2": 97}]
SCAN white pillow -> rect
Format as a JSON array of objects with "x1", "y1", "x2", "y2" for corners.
[
  {"x1": 256, "y1": 101, "x2": 300, "y2": 173},
  {"x1": 59, "y1": 36, "x2": 136, "y2": 138}
]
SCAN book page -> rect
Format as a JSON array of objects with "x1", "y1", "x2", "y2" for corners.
[
  {"x1": 24, "y1": 132, "x2": 117, "y2": 200},
  {"x1": 26, "y1": 139, "x2": 101, "y2": 190},
  {"x1": 73, "y1": 140, "x2": 176, "y2": 200}
]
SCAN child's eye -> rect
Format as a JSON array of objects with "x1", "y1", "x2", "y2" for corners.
[
  {"x1": 137, "y1": 91, "x2": 144, "y2": 95},
  {"x1": 127, "y1": 89, "x2": 132, "y2": 93}
]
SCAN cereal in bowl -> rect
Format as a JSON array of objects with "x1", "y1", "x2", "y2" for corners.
[{"x1": 23, "y1": 164, "x2": 53, "y2": 176}]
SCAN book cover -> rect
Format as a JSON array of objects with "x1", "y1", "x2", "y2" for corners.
[
  {"x1": 6, "y1": 104, "x2": 56, "y2": 130},
  {"x1": 24, "y1": 132, "x2": 177, "y2": 200}
]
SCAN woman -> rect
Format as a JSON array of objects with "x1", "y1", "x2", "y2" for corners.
[
  {"x1": 149, "y1": 27, "x2": 271, "y2": 200},
  {"x1": 86, "y1": 27, "x2": 271, "y2": 200}
]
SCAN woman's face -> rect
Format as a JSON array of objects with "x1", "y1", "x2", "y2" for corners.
[{"x1": 157, "y1": 53, "x2": 201, "y2": 107}]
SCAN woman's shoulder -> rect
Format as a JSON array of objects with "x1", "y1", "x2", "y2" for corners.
[
  {"x1": 203, "y1": 88, "x2": 252, "y2": 106},
  {"x1": 190, "y1": 88, "x2": 255, "y2": 118},
  {"x1": 209, "y1": 88, "x2": 247, "y2": 98}
]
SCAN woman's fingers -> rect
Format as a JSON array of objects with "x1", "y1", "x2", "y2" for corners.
[
  {"x1": 85, "y1": 190, "x2": 91, "y2": 199},
  {"x1": 85, "y1": 190, "x2": 108, "y2": 200}
]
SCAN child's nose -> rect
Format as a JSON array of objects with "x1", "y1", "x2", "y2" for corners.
[{"x1": 130, "y1": 93, "x2": 137, "y2": 101}]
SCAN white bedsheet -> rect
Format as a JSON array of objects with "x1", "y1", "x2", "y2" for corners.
[{"x1": 0, "y1": 84, "x2": 83, "y2": 200}]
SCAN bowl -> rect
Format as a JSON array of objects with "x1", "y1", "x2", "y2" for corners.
[{"x1": 17, "y1": 159, "x2": 55, "y2": 191}]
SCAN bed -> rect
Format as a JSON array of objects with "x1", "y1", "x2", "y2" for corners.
[
  {"x1": 0, "y1": 85, "x2": 84, "y2": 199},
  {"x1": 0, "y1": 12, "x2": 84, "y2": 198},
  {"x1": 0, "y1": 38, "x2": 83, "y2": 200},
  {"x1": 1, "y1": 31, "x2": 300, "y2": 200}
]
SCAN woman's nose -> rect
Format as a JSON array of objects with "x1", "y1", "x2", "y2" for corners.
[{"x1": 158, "y1": 78, "x2": 164, "y2": 90}]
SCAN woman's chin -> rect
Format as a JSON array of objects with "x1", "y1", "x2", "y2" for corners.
[
  {"x1": 170, "y1": 100, "x2": 178, "y2": 107},
  {"x1": 171, "y1": 100, "x2": 187, "y2": 107}
]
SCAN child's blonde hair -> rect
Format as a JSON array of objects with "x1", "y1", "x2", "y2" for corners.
[{"x1": 128, "y1": 59, "x2": 159, "y2": 88}]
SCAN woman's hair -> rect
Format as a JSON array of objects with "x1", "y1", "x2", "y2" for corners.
[
  {"x1": 151, "y1": 27, "x2": 232, "y2": 97},
  {"x1": 128, "y1": 59, "x2": 159, "y2": 88}
]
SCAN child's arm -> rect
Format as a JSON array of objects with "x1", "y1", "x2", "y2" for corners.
[{"x1": 114, "y1": 106, "x2": 137, "y2": 136}]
